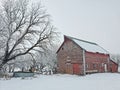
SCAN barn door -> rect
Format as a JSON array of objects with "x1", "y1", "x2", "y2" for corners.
[
  {"x1": 66, "y1": 63, "x2": 72, "y2": 74},
  {"x1": 104, "y1": 64, "x2": 107, "y2": 72},
  {"x1": 73, "y1": 64, "x2": 80, "y2": 75}
]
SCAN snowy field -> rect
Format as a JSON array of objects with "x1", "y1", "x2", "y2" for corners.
[{"x1": 0, "y1": 73, "x2": 120, "y2": 90}]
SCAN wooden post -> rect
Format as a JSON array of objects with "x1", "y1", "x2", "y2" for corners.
[
  {"x1": 83, "y1": 50, "x2": 86, "y2": 75},
  {"x1": 107, "y1": 55, "x2": 110, "y2": 72}
]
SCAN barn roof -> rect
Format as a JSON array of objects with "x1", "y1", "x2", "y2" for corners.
[{"x1": 66, "y1": 36, "x2": 109, "y2": 54}]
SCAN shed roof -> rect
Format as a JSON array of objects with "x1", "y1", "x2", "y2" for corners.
[{"x1": 66, "y1": 36, "x2": 109, "y2": 54}]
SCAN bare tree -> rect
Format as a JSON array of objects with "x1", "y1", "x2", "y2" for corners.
[
  {"x1": 0, "y1": 0, "x2": 56, "y2": 70},
  {"x1": 110, "y1": 54, "x2": 120, "y2": 66},
  {"x1": 36, "y1": 45, "x2": 58, "y2": 69}
]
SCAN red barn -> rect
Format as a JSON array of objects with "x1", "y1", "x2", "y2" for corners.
[{"x1": 57, "y1": 35, "x2": 118, "y2": 75}]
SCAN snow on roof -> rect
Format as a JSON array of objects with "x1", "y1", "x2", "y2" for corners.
[{"x1": 66, "y1": 36, "x2": 109, "y2": 54}]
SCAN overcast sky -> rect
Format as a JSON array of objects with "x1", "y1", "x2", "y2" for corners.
[{"x1": 41, "y1": 0, "x2": 120, "y2": 54}]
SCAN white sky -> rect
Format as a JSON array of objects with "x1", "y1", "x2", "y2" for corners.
[
  {"x1": 41, "y1": 0, "x2": 120, "y2": 54},
  {"x1": 1, "y1": 0, "x2": 117, "y2": 54}
]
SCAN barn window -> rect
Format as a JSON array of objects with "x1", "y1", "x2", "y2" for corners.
[
  {"x1": 66, "y1": 56, "x2": 71, "y2": 63},
  {"x1": 110, "y1": 63, "x2": 112, "y2": 67},
  {"x1": 102, "y1": 63, "x2": 104, "y2": 67},
  {"x1": 73, "y1": 45, "x2": 77, "y2": 49},
  {"x1": 93, "y1": 64, "x2": 97, "y2": 69},
  {"x1": 99, "y1": 64, "x2": 101, "y2": 67}
]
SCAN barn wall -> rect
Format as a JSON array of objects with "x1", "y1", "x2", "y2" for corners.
[
  {"x1": 85, "y1": 52, "x2": 110, "y2": 73},
  {"x1": 57, "y1": 37, "x2": 83, "y2": 75}
]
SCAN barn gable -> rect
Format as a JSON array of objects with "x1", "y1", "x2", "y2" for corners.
[{"x1": 57, "y1": 35, "x2": 83, "y2": 53}]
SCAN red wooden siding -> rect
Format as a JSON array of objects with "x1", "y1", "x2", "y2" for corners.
[{"x1": 85, "y1": 51, "x2": 110, "y2": 73}]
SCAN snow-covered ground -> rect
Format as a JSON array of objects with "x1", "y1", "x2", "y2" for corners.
[{"x1": 0, "y1": 73, "x2": 120, "y2": 90}]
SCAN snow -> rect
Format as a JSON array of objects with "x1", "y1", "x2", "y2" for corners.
[
  {"x1": 0, "y1": 73, "x2": 120, "y2": 90},
  {"x1": 118, "y1": 67, "x2": 120, "y2": 72},
  {"x1": 14, "y1": 67, "x2": 21, "y2": 72},
  {"x1": 72, "y1": 39, "x2": 109, "y2": 54}
]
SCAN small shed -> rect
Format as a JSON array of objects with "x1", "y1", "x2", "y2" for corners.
[
  {"x1": 110, "y1": 60, "x2": 118, "y2": 72},
  {"x1": 57, "y1": 35, "x2": 118, "y2": 75},
  {"x1": 13, "y1": 72, "x2": 34, "y2": 77}
]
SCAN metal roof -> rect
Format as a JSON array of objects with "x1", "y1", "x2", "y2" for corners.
[{"x1": 66, "y1": 36, "x2": 109, "y2": 54}]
